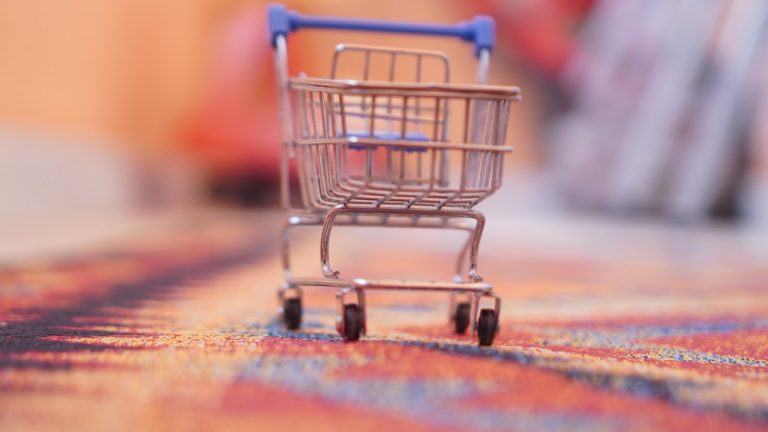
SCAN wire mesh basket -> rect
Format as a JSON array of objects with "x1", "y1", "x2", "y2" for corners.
[
  {"x1": 269, "y1": 4, "x2": 520, "y2": 346},
  {"x1": 290, "y1": 72, "x2": 520, "y2": 210}
]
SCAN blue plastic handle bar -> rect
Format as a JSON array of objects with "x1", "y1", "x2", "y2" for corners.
[{"x1": 268, "y1": 4, "x2": 494, "y2": 56}]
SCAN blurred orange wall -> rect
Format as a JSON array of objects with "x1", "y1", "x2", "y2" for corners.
[
  {"x1": 0, "y1": 0, "x2": 533, "y2": 164},
  {"x1": 0, "y1": 0, "x2": 221, "y2": 156}
]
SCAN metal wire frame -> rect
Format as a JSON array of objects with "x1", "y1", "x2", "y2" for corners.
[
  {"x1": 278, "y1": 210, "x2": 499, "y2": 337},
  {"x1": 272, "y1": 34, "x2": 516, "y2": 344},
  {"x1": 280, "y1": 211, "x2": 487, "y2": 284},
  {"x1": 331, "y1": 44, "x2": 450, "y2": 82},
  {"x1": 330, "y1": 44, "x2": 451, "y2": 144},
  {"x1": 290, "y1": 78, "x2": 519, "y2": 211}
]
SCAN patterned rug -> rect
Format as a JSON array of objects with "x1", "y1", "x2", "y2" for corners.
[{"x1": 1, "y1": 210, "x2": 767, "y2": 431}]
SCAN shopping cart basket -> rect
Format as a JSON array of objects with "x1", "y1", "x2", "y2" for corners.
[{"x1": 268, "y1": 4, "x2": 521, "y2": 346}]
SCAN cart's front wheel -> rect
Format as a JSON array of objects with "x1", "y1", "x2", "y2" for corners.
[
  {"x1": 342, "y1": 304, "x2": 363, "y2": 342},
  {"x1": 477, "y1": 308, "x2": 498, "y2": 346},
  {"x1": 283, "y1": 298, "x2": 302, "y2": 330},
  {"x1": 454, "y1": 302, "x2": 471, "y2": 334}
]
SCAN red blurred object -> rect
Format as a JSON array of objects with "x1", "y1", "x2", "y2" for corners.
[
  {"x1": 186, "y1": 7, "x2": 281, "y2": 181},
  {"x1": 469, "y1": 0, "x2": 595, "y2": 79}
]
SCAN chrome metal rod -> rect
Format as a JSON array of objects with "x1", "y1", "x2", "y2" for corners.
[{"x1": 320, "y1": 207, "x2": 486, "y2": 281}]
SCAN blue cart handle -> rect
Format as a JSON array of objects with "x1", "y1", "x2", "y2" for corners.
[{"x1": 268, "y1": 4, "x2": 494, "y2": 57}]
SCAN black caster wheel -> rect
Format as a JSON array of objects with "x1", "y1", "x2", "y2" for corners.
[
  {"x1": 342, "y1": 304, "x2": 363, "y2": 342},
  {"x1": 477, "y1": 308, "x2": 498, "y2": 347},
  {"x1": 454, "y1": 302, "x2": 471, "y2": 334},
  {"x1": 283, "y1": 297, "x2": 302, "y2": 330}
]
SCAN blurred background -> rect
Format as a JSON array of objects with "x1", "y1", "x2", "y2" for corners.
[{"x1": 3, "y1": 0, "x2": 768, "y2": 257}]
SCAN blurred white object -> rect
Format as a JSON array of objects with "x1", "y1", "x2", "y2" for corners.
[
  {"x1": 0, "y1": 126, "x2": 135, "y2": 221},
  {"x1": 549, "y1": 0, "x2": 768, "y2": 223}
]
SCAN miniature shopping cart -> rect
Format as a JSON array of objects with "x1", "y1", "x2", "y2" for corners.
[{"x1": 268, "y1": 5, "x2": 520, "y2": 346}]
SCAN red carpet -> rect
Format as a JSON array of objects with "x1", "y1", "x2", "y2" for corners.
[{"x1": 1, "y1": 213, "x2": 767, "y2": 431}]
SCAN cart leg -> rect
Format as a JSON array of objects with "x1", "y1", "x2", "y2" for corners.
[
  {"x1": 464, "y1": 211, "x2": 486, "y2": 283},
  {"x1": 357, "y1": 289, "x2": 367, "y2": 336},
  {"x1": 281, "y1": 221, "x2": 294, "y2": 280},
  {"x1": 493, "y1": 294, "x2": 502, "y2": 335},
  {"x1": 469, "y1": 292, "x2": 481, "y2": 336},
  {"x1": 475, "y1": 293, "x2": 502, "y2": 333},
  {"x1": 321, "y1": 207, "x2": 487, "y2": 281},
  {"x1": 450, "y1": 292, "x2": 472, "y2": 334},
  {"x1": 335, "y1": 286, "x2": 364, "y2": 341},
  {"x1": 280, "y1": 217, "x2": 321, "y2": 330},
  {"x1": 278, "y1": 284, "x2": 303, "y2": 330},
  {"x1": 321, "y1": 208, "x2": 345, "y2": 278},
  {"x1": 476, "y1": 293, "x2": 501, "y2": 346},
  {"x1": 335, "y1": 288, "x2": 348, "y2": 335}
]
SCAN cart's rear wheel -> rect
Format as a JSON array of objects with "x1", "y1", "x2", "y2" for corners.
[
  {"x1": 342, "y1": 304, "x2": 363, "y2": 342},
  {"x1": 477, "y1": 308, "x2": 498, "y2": 346},
  {"x1": 283, "y1": 298, "x2": 302, "y2": 330},
  {"x1": 454, "y1": 302, "x2": 471, "y2": 334}
]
